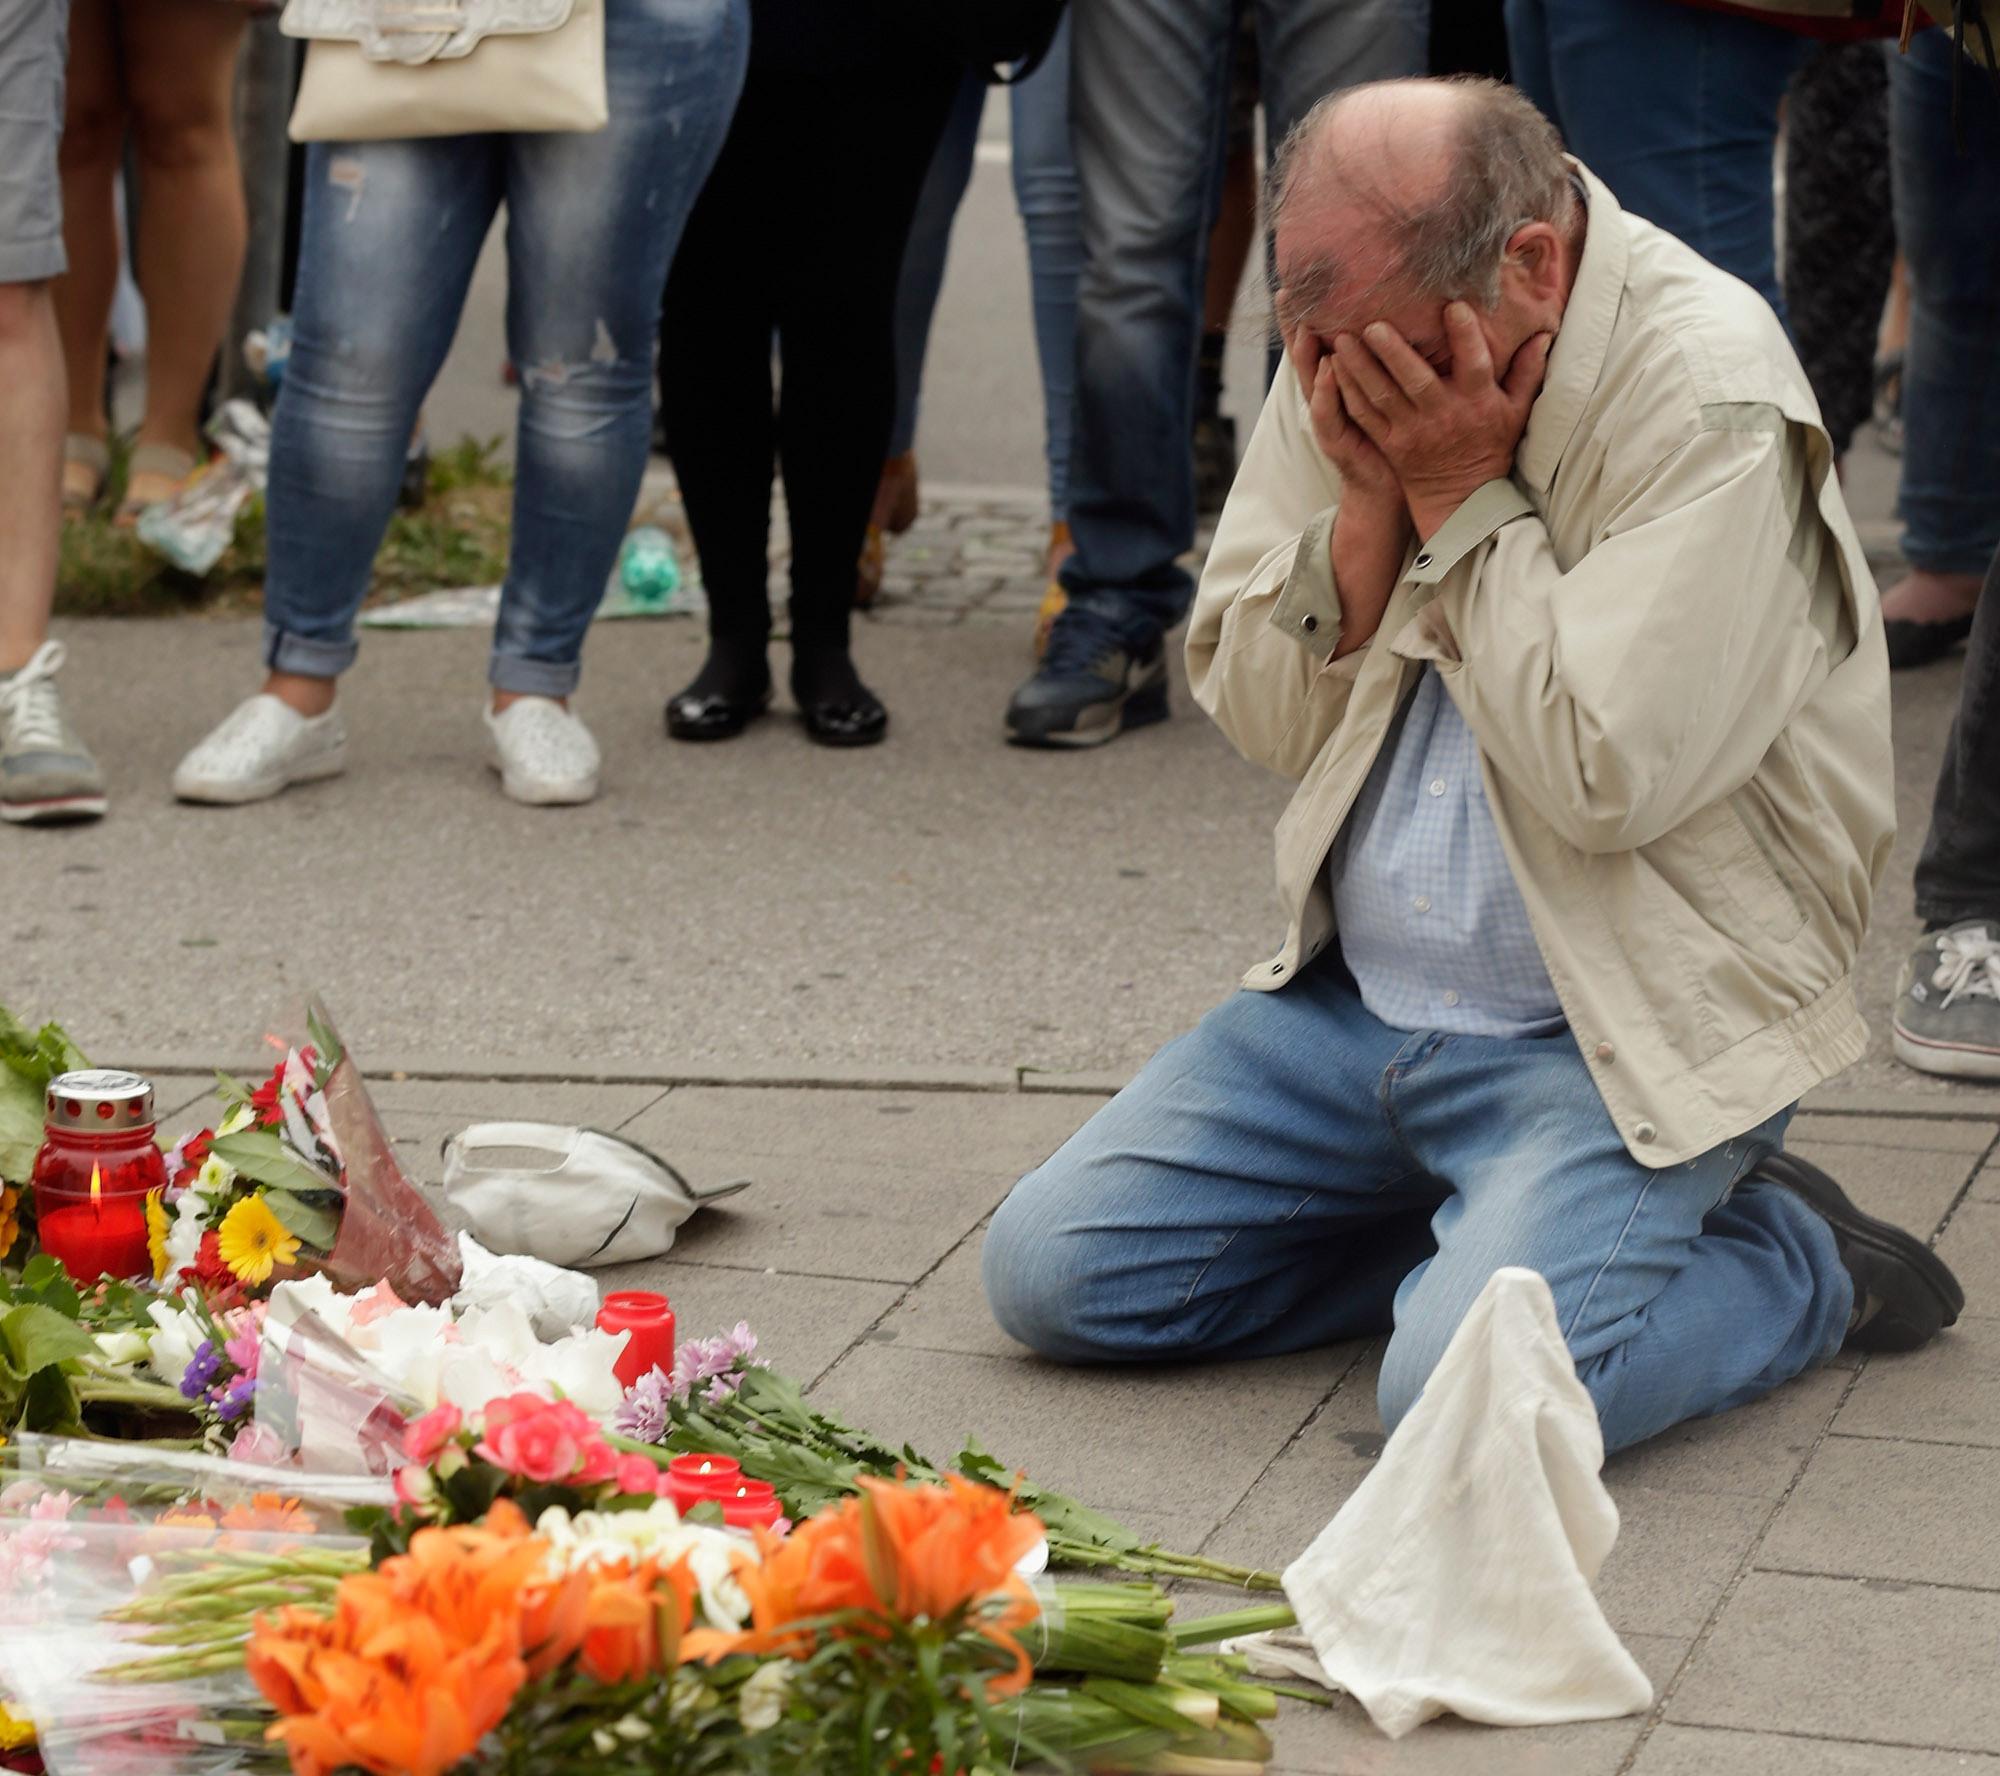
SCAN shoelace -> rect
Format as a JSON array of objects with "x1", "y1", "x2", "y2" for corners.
[
  {"x1": 1041, "y1": 617, "x2": 1127, "y2": 680},
  {"x1": 1931, "y1": 925, "x2": 2000, "y2": 1009},
  {"x1": 0, "y1": 640, "x2": 69, "y2": 751}
]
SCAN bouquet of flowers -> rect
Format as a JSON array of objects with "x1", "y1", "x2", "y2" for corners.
[{"x1": 153, "y1": 1004, "x2": 460, "y2": 1309}]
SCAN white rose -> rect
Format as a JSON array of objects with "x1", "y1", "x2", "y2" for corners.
[
  {"x1": 94, "y1": 1330, "x2": 151, "y2": 1367},
  {"x1": 528, "y1": 1329, "x2": 626, "y2": 1418},
  {"x1": 144, "y1": 1300, "x2": 202, "y2": 1385},
  {"x1": 739, "y1": 1662, "x2": 793, "y2": 1733}
]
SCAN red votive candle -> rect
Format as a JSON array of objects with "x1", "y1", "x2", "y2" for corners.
[
  {"x1": 32, "y1": 1070, "x2": 164, "y2": 1283},
  {"x1": 720, "y1": 1479, "x2": 783, "y2": 1530},
  {"x1": 665, "y1": 1452, "x2": 740, "y2": 1515},
  {"x1": 597, "y1": 1290, "x2": 676, "y2": 1389},
  {"x1": 37, "y1": 1196, "x2": 150, "y2": 1282}
]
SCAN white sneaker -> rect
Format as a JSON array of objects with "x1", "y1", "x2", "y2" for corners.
[
  {"x1": 172, "y1": 694, "x2": 347, "y2": 805},
  {"x1": 484, "y1": 697, "x2": 600, "y2": 805}
]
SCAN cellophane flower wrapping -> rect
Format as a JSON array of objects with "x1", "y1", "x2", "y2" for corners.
[
  {"x1": 0, "y1": 1440, "x2": 384, "y2": 1776},
  {"x1": 289, "y1": 999, "x2": 461, "y2": 1306}
]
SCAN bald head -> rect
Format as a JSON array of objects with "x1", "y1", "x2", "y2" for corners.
[{"x1": 1272, "y1": 77, "x2": 1577, "y2": 338}]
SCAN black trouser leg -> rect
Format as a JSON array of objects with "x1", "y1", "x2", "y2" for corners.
[{"x1": 1915, "y1": 548, "x2": 2000, "y2": 926}]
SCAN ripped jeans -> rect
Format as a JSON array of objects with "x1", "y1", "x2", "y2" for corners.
[{"x1": 261, "y1": 0, "x2": 748, "y2": 697}]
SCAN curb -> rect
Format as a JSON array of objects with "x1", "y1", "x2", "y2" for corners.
[{"x1": 117, "y1": 1054, "x2": 2000, "y2": 1119}]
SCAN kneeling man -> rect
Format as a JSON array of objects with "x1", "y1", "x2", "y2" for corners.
[{"x1": 983, "y1": 77, "x2": 1963, "y2": 1451}]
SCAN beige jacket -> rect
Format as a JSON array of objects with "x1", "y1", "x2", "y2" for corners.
[{"x1": 1187, "y1": 164, "x2": 1895, "y2": 1167}]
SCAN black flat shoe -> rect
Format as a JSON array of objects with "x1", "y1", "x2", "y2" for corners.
[
  {"x1": 1750, "y1": 1150, "x2": 1965, "y2": 1352},
  {"x1": 1885, "y1": 613, "x2": 1974, "y2": 671},
  {"x1": 665, "y1": 685, "x2": 770, "y2": 741},
  {"x1": 799, "y1": 690, "x2": 887, "y2": 747}
]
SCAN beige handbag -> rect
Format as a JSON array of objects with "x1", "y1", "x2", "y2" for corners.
[{"x1": 280, "y1": 0, "x2": 609, "y2": 143}]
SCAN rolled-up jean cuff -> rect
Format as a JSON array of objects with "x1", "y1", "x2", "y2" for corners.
[
  {"x1": 264, "y1": 623, "x2": 358, "y2": 680},
  {"x1": 489, "y1": 653, "x2": 583, "y2": 698},
  {"x1": 1902, "y1": 539, "x2": 2000, "y2": 578}
]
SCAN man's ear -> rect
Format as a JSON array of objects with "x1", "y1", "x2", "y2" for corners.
[{"x1": 1504, "y1": 221, "x2": 1564, "y2": 303}]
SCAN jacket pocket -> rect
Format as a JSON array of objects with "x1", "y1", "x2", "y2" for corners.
[{"x1": 1682, "y1": 790, "x2": 1809, "y2": 946}]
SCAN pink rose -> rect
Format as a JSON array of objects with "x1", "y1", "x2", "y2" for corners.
[
  {"x1": 403, "y1": 1403, "x2": 465, "y2": 1466},
  {"x1": 394, "y1": 1464, "x2": 438, "y2": 1510},
  {"x1": 475, "y1": 1393, "x2": 588, "y2": 1484},
  {"x1": 228, "y1": 1421, "x2": 289, "y2": 1467},
  {"x1": 613, "y1": 1453, "x2": 663, "y2": 1497}
]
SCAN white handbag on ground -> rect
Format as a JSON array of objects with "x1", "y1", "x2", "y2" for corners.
[
  {"x1": 280, "y1": 0, "x2": 608, "y2": 143},
  {"x1": 439, "y1": 1122, "x2": 751, "y2": 1269}
]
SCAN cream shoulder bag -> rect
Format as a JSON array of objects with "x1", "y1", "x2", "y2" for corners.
[{"x1": 280, "y1": 0, "x2": 608, "y2": 143}]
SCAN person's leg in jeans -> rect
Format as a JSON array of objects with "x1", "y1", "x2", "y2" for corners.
[
  {"x1": 985, "y1": 966, "x2": 1853, "y2": 1452},
  {"x1": 1005, "y1": 0, "x2": 1423, "y2": 748},
  {"x1": 495, "y1": 0, "x2": 748, "y2": 705},
  {"x1": 1893, "y1": 547, "x2": 2000, "y2": 1079},
  {"x1": 1502, "y1": 0, "x2": 1806, "y2": 319},
  {"x1": 1877, "y1": 27, "x2": 2000, "y2": 660},
  {"x1": 0, "y1": 0, "x2": 105, "y2": 824}
]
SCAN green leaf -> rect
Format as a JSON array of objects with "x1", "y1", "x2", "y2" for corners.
[
  {"x1": 210, "y1": 1127, "x2": 337, "y2": 1198},
  {"x1": 1, "y1": 1300, "x2": 99, "y2": 1374},
  {"x1": 259, "y1": 1187, "x2": 340, "y2": 1251},
  {"x1": 21, "y1": 1360, "x2": 80, "y2": 1433},
  {"x1": 0, "y1": 1003, "x2": 88, "y2": 1185}
]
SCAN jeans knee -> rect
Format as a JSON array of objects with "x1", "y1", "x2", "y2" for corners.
[
  {"x1": 1376, "y1": 1326, "x2": 1447, "y2": 1438},
  {"x1": 982, "y1": 1172, "x2": 1094, "y2": 1359}
]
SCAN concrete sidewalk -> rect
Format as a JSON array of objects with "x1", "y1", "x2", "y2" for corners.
[{"x1": 143, "y1": 1066, "x2": 2000, "y2": 1774}]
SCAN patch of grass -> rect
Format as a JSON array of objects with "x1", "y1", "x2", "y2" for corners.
[{"x1": 53, "y1": 434, "x2": 514, "y2": 619}]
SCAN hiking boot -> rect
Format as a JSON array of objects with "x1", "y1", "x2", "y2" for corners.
[
  {"x1": 1893, "y1": 920, "x2": 2000, "y2": 1081},
  {"x1": 0, "y1": 641, "x2": 108, "y2": 824},
  {"x1": 1752, "y1": 1150, "x2": 1965, "y2": 1353},
  {"x1": 1005, "y1": 608, "x2": 1168, "y2": 748}
]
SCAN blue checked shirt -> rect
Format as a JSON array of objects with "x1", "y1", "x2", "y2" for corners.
[{"x1": 1332, "y1": 667, "x2": 1567, "y2": 1038}]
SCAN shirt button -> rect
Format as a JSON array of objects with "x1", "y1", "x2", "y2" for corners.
[
  {"x1": 1634, "y1": 1121, "x2": 1657, "y2": 1145},
  {"x1": 1429, "y1": 779, "x2": 1446, "y2": 797},
  {"x1": 1301, "y1": 613, "x2": 1319, "y2": 633},
  {"x1": 1442, "y1": 989, "x2": 1461, "y2": 1007},
  {"x1": 1270, "y1": 962, "x2": 1285, "y2": 975},
  {"x1": 1413, "y1": 896, "x2": 1431, "y2": 913},
  {"x1": 1595, "y1": 1041, "x2": 1616, "y2": 1063},
  {"x1": 1414, "y1": 551, "x2": 1434, "y2": 569}
]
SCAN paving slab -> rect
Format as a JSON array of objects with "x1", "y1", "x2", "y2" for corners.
[
  {"x1": 1592, "y1": 1486, "x2": 1776, "y2": 1641},
  {"x1": 1781, "y1": 1136, "x2": 1977, "y2": 1240},
  {"x1": 1834, "y1": 1316, "x2": 2000, "y2": 1447},
  {"x1": 616, "y1": 1086, "x2": 1096, "y2": 1177},
  {"x1": 590, "y1": 1258, "x2": 904, "y2": 1385},
  {"x1": 1978, "y1": 1161, "x2": 2000, "y2": 1205},
  {"x1": 1936, "y1": 1201, "x2": 2000, "y2": 1315},
  {"x1": 1602, "y1": 1364, "x2": 1850, "y2": 1498},
  {"x1": 360, "y1": 1078, "x2": 669, "y2": 1127},
  {"x1": 1630, "y1": 1724, "x2": 2000, "y2": 1775},
  {"x1": 1757, "y1": 1435, "x2": 2000, "y2": 1589},
  {"x1": 1668, "y1": 1571, "x2": 2000, "y2": 1752},
  {"x1": 1787, "y1": 1114, "x2": 2000, "y2": 1155},
  {"x1": 876, "y1": 1225, "x2": 1015, "y2": 1357},
  {"x1": 1262, "y1": 1633, "x2": 1683, "y2": 1776},
  {"x1": 805, "y1": 1340, "x2": 1338, "y2": 1525}
]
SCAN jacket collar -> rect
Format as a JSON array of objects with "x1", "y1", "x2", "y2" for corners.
[{"x1": 1514, "y1": 159, "x2": 1628, "y2": 499}]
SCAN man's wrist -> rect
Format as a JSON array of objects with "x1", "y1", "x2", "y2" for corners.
[{"x1": 1405, "y1": 483, "x2": 1490, "y2": 541}]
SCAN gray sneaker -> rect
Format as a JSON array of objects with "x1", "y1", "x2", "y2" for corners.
[
  {"x1": 1892, "y1": 919, "x2": 2000, "y2": 1081},
  {"x1": 0, "y1": 641, "x2": 107, "y2": 824}
]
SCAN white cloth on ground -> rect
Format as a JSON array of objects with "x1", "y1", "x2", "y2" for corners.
[{"x1": 1227, "y1": 1266, "x2": 1651, "y2": 1738}]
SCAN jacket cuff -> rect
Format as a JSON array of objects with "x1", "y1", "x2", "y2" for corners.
[
  {"x1": 1407, "y1": 479, "x2": 1536, "y2": 584},
  {"x1": 1266, "y1": 506, "x2": 1341, "y2": 652}
]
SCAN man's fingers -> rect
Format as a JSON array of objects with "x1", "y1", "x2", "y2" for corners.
[
  {"x1": 1444, "y1": 303, "x2": 1495, "y2": 391},
  {"x1": 1333, "y1": 361, "x2": 1390, "y2": 446},
  {"x1": 1363, "y1": 323, "x2": 1438, "y2": 402},
  {"x1": 1334, "y1": 333, "x2": 1403, "y2": 412},
  {"x1": 1503, "y1": 330, "x2": 1556, "y2": 408}
]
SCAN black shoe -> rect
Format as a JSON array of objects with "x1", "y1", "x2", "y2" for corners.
[
  {"x1": 1751, "y1": 1150, "x2": 1965, "y2": 1352},
  {"x1": 798, "y1": 689, "x2": 887, "y2": 747},
  {"x1": 1005, "y1": 612, "x2": 1169, "y2": 749},
  {"x1": 665, "y1": 680, "x2": 770, "y2": 741},
  {"x1": 1884, "y1": 614, "x2": 1974, "y2": 670},
  {"x1": 1193, "y1": 413, "x2": 1238, "y2": 517}
]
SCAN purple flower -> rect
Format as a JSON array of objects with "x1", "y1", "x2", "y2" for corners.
[
  {"x1": 702, "y1": 1373, "x2": 741, "y2": 1407},
  {"x1": 721, "y1": 1322, "x2": 765, "y2": 1369},
  {"x1": 180, "y1": 1341, "x2": 223, "y2": 1401},
  {"x1": 213, "y1": 1376, "x2": 258, "y2": 1423},
  {"x1": 612, "y1": 1369, "x2": 673, "y2": 1444}
]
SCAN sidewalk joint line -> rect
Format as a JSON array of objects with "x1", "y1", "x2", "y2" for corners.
[{"x1": 1749, "y1": 1564, "x2": 2000, "y2": 1596}]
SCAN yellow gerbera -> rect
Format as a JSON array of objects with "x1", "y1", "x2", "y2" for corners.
[
  {"x1": 215, "y1": 1193, "x2": 301, "y2": 1287},
  {"x1": 0, "y1": 1185, "x2": 19, "y2": 1264},
  {"x1": 0, "y1": 1698, "x2": 35, "y2": 1751},
  {"x1": 145, "y1": 1188, "x2": 171, "y2": 1282}
]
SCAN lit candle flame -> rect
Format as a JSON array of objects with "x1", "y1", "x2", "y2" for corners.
[{"x1": 90, "y1": 1161, "x2": 102, "y2": 1207}]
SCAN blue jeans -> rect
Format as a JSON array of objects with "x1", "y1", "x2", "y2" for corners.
[
  {"x1": 261, "y1": 0, "x2": 747, "y2": 698},
  {"x1": 1505, "y1": 0, "x2": 1807, "y2": 321},
  {"x1": 890, "y1": 14, "x2": 1079, "y2": 519},
  {"x1": 1059, "y1": 0, "x2": 1428, "y2": 652},
  {"x1": 982, "y1": 961, "x2": 1851, "y2": 1453},
  {"x1": 1892, "y1": 27, "x2": 2000, "y2": 576}
]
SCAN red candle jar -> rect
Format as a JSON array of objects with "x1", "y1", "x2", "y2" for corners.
[
  {"x1": 664, "y1": 1452, "x2": 740, "y2": 1515},
  {"x1": 597, "y1": 1289, "x2": 676, "y2": 1388},
  {"x1": 32, "y1": 1070, "x2": 164, "y2": 1283},
  {"x1": 720, "y1": 1479, "x2": 784, "y2": 1531}
]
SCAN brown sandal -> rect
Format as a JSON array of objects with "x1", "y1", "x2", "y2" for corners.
[
  {"x1": 61, "y1": 435, "x2": 110, "y2": 515},
  {"x1": 115, "y1": 442, "x2": 201, "y2": 526}
]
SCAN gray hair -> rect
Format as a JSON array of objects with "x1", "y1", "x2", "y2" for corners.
[{"x1": 1271, "y1": 77, "x2": 1576, "y2": 322}]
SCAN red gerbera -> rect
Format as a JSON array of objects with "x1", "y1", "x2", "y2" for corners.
[{"x1": 249, "y1": 1062, "x2": 287, "y2": 1129}]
